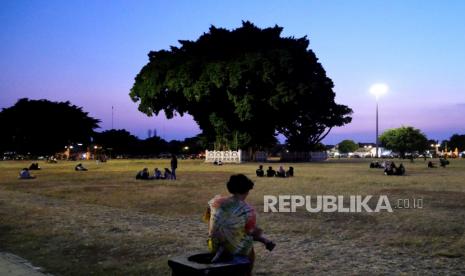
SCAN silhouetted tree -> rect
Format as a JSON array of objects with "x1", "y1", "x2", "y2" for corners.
[
  {"x1": 338, "y1": 140, "x2": 358, "y2": 153},
  {"x1": 444, "y1": 134, "x2": 465, "y2": 152},
  {"x1": 0, "y1": 98, "x2": 99, "y2": 155},
  {"x1": 380, "y1": 126, "x2": 428, "y2": 158},
  {"x1": 93, "y1": 129, "x2": 139, "y2": 156},
  {"x1": 130, "y1": 21, "x2": 352, "y2": 152}
]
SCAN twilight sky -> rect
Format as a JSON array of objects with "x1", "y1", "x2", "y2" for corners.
[{"x1": 1, "y1": 0, "x2": 464, "y2": 144}]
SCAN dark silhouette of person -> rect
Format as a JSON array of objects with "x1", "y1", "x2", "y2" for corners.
[
  {"x1": 286, "y1": 166, "x2": 294, "y2": 177},
  {"x1": 136, "y1": 168, "x2": 150, "y2": 180},
  {"x1": 266, "y1": 166, "x2": 276, "y2": 177},
  {"x1": 427, "y1": 161, "x2": 436, "y2": 168},
  {"x1": 75, "y1": 163, "x2": 88, "y2": 171},
  {"x1": 29, "y1": 163, "x2": 41, "y2": 170},
  {"x1": 276, "y1": 166, "x2": 286, "y2": 177},
  {"x1": 396, "y1": 163, "x2": 406, "y2": 175},
  {"x1": 171, "y1": 154, "x2": 178, "y2": 180},
  {"x1": 153, "y1": 168, "x2": 162, "y2": 179},
  {"x1": 384, "y1": 161, "x2": 397, "y2": 175},
  {"x1": 439, "y1": 158, "x2": 450, "y2": 168},
  {"x1": 164, "y1": 168, "x2": 172, "y2": 179},
  {"x1": 256, "y1": 165, "x2": 264, "y2": 177}
]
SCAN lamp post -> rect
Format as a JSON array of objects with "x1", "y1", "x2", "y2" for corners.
[{"x1": 370, "y1": 83, "x2": 388, "y2": 158}]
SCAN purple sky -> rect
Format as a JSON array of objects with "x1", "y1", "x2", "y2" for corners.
[{"x1": 1, "y1": 1, "x2": 464, "y2": 144}]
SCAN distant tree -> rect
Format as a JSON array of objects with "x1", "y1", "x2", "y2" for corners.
[
  {"x1": 337, "y1": 140, "x2": 359, "y2": 153},
  {"x1": 93, "y1": 129, "x2": 139, "y2": 156},
  {"x1": 130, "y1": 21, "x2": 352, "y2": 152},
  {"x1": 445, "y1": 134, "x2": 465, "y2": 151},
  {"x1": 0, "y1": 98, "x2": 99, "y2": 155},
  {"x1": 379, "y1": 126, "x2": 428, "y2": 158}
]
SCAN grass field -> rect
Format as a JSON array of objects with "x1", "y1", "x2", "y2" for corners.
[{"x1": 0, "y1": 159, "x2": 464, "y2": 275}]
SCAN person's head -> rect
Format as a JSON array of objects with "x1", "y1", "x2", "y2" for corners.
[
  {"x1": 172, "y1": 154, "x2": 176, "y2": 158},
  {"x1": 268, "y1": 166, "x2": 272, "y2": 170},
  {"x1": 143, "y1": 168, "x2": 148, "y2": 172},
  {"x1": 22, "y1": 168, "x2": 28, "y2": 171},
  {"x1": 154, "y1": 167, "x2": 159, "y2": 171},
  {"x1": 289, "y1": 166, "x2": 294, "y2": 171},
  {"x1": 227, "y1": 174, "x2": 254, "y2": 197},
  {"x1": 259, "y1": 165, "x2": 263, "y2": 169},
  {"x1": 164, "y1": 168, "x2": 169, "y2": 172}
]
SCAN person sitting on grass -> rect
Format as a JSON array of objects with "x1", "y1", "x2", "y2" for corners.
[
  {"x1": 29, "y1": 162, "x2": 41, "y2": 170},
  {"x1": 396, "y1": 163, "x2": 406, "y2": 175},
  {"x1": 266, "y1": 166, "x2": 276, "y2": 177},
  {"x1": 136, "y1": 168, "x2": 150, "y2": 180},
  {"x1": 19, "y1": 168, "x2": 36, "y2": 179},
  {"x1": 163, "y1": 168, "x2": 172, "y2": 179},
  {"x1": 256, "y1": 165, "x2": 264, "y2": 177},
  {"x1": 439, "y1": 158, "x2": 450, "y2": 168},
  {"x1": 75, "y1": 163, "x2": 88, "y2": 171},
  {"x1": 384, "y1": 161, "x2": 397, "y2": 175},
  {"x1": 153, "y1": 168, "x2": 162, "y2": 179},
  {"x1": 276, "y1": 166, "x2": 286, "y2": 177},
  {"x1": 286, "y1": 166, "x2": 294, "y2": 177},
  {"x1": 428, "y1": 161, "x2": 436, "y2": 168},
  {"x1": 203, "y1": 174, "x2": 275, "y2": 274}
]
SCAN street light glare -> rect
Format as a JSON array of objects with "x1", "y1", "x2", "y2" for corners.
[{"x1": 370, "y1": 83, "x2": 389, "y2": 99}]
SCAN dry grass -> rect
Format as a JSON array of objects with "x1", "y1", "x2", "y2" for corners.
[{"x1": 0, "y1": 159, "x2": 464, "y2": 275}]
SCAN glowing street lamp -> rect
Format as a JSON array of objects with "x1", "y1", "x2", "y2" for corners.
[{"x1": 370, "y1": 83, "x2": 388, "y2": 158}]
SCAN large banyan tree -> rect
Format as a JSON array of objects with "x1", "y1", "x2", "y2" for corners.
[{"x1": 130, "y1": 21, "x2": 352, "y2": 151}]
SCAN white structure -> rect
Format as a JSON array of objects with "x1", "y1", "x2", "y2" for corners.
[{"x1": 205, "y1": 150, "x2": 243, "y2": 163}]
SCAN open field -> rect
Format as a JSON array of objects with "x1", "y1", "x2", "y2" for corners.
[{"x1": 0, "y1": 159, "x2": 464, "y2": 275}]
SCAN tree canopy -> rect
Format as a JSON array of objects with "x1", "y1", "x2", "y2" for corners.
[
  {"x1": 338, "y1": 140, "x2": 359, "y2": 153},
  {"x1": 379, "y1": 126, "x2": 428, "y2": 157},
  {"x1": 130, "y1": 21, "x2": 352, "y2": 151},
  {"x1": 0, "y1": 98, "x2": 100, "y2": 155},
  {"x1": 443, "y1": 134, "x2": 465, "y2": 151}
]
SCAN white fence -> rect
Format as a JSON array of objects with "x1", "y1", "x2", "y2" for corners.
[{"x1": 205, "y1": 150, "x2": 243, "y2": 163}]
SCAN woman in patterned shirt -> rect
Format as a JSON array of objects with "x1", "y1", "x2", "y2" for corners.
[{"x1": 204, "y1": 174, "x2": 275, "y2": 274}]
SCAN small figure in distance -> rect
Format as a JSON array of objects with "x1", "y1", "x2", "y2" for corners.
[
  {"x1": 396, "y1": 163, "x2": 406, "y2": 175},
  {"x1": 19, "y1": 168, "x2": 36, "y2": 179},
  {"x1": 164, "y1": 168, "x2": 172, "y2": 179},
  {"x1": 153, "y1": 168, "x2": 162, "y2": 179},
  {"x1": 384, "y1": 161, "x2": 397, "y2": 175},
  {"x1": 286, "y1": 166, "x2": 294, "y2": 177},
  {"x1": 427, "y1": 161, "x2": 436, "y2": 168},
  {"x1": 256, "y1": 165, "x2": 264, "y2": 177},
  {"x1": 75, "y1": 163, "x2": 88, "y2": 171},
  {"x1": 29, "y1": 162, "x2": 41, "y2": 170},
  {"x1": 47, "y1": 156, "x2": 58, "y2": 163},
  {"x1": 276, "y1": 166, "x2": 286, "y2": 177},
  {"x1": 439, "y1": 158, "x2": 450, "y2": 168},
  {"x1": 170, "y1": 154, "x2": 178, "y2": 180},
  {"x1": 136, "y1": 168, "x2": 150, "y2": 180},
  {"x1": 266, "y1": 166, "x2": 276, "y2": 177}
]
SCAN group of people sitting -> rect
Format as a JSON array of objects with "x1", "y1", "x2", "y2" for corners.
[
  {"x1": 136, "y1": 167, "x2": 174, "y2": 180},
  {"x1": 428, "y1": 158, "x2": 450, "y2": 168},
  {"x1": 384, "y1": 161, "x2": 405, "y2": 176},
  {"x1": 256, "y1": 165, "x2": 294, "y2": 178}
]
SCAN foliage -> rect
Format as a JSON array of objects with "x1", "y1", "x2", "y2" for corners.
[
  {"x1": 443, "y1": 134, "x2": 465, "y2": 151},
  {"x1": 0, "y1": 98, "x2": 100, "y2": 155},
  {"x1": 130, "y1": 21, "x2": 352, "y2": 151},
  {"x1": 379, "y1": 126, "x2": 428, "y2": 157},
  {"x1": 337, "y1": 140, "x2": 359, "y2": 153}
]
